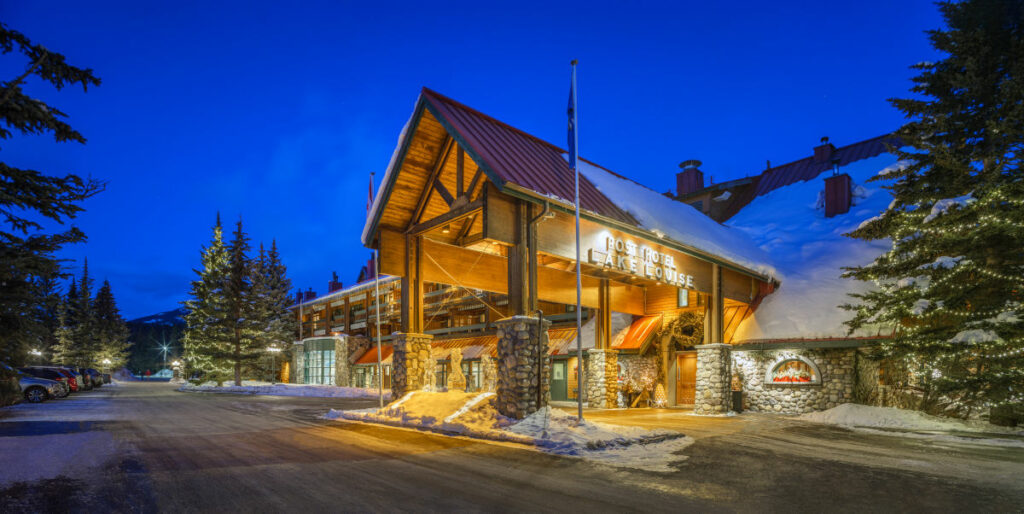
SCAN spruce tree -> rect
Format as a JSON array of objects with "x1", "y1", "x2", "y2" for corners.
[
  {"x1": 0, "y1": 24, "x2": 104, "y2": 363},
  {"x1": 51, "y1": 300, "x2": 74, "y2": 364},
  {"x1": 845, "y1": 0, "x2": 1024, "y2": 414},
  {"x1": 94, "y1": 279, "x2": 131, "y2": 369},
  {"x1": 251, "y1": 240, "x2": 297, "y2": 380},
  {"x1": 71, "y1": 259, "x2": 99, "y2": 367},
  {"x1": 224, "y1": 218, "x2": 260, "y2": 386},
  {"x1": 182, "y1": 215, "x2": 232, "y2": 383}
]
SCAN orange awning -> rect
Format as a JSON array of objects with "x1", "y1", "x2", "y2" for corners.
[
  {"x1": 611, "y1": 314, "x2": 663, "y2": 351},
  {"x1": 354, "y1": 345, "x2": 393, "y2": 365}
]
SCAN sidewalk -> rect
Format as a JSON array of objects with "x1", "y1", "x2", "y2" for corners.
[{"x1": 552, "y1": 406, "x2": 749, "y2": 440}]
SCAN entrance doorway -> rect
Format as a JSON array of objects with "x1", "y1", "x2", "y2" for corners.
[
  {"x1": 550, "y1": 360, "x2": 568, "y2": 401},
  {"x1": 676, "y1": 352, "x2": 697, "y2": 405}
]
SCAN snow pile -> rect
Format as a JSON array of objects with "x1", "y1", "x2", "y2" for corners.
[
  {"x1": 949, "y1": 329, "x2": 1002, "y2": 344},
  {"x1": 577, "y1": 160, "x2": 775, "y2": 277},
  {"x1": 920, "y1": 255, "x2": 964, "y2": 270},
  {"x1": 180, "y1": 382, "x2": 387, "y2": 399},
  {"x1": 800, "y1": 403, "x2": 1024, "y2": 439},
  {"x1": 326, "y1": 391, "x2": 528, "y2": 442},
  {"x1": 327, "y1": 392, "x2": 693, "y2": 471},
  {"x1": 728, "y1": 153, "x2": 899, "y2": 340},
  {"x1": 112, "y1": 368, "x2": 137, "y2": 381}
]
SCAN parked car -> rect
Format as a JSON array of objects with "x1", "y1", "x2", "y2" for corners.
[
  {"x1": 0, "y1": 362, "x2": 23, "y2": 407},
  {"x1": 18, "y1": 372, "x2": 61, "y2": 403},
  {"x1": 67, "y1": 367, "x2": 93, "y2": 390},
  {"x1": 18, "y1": 368, "x2": 69, "y2": 398},
  {"x1": 52, "y1": 368, "x2": 80, "y2": 392},
  {"x1": 85, "y1": 369, "x2": 103, "y2": 388}
]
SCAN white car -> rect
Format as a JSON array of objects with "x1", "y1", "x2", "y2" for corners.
[{"x1": 18, "y1": 373, "x2": 62, "y2": 403}]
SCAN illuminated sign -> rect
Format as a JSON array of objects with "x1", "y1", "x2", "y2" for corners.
[{"x1": 588, "y1": 237, "x2": 695, "y2": 288}]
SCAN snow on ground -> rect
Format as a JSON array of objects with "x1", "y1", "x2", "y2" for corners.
[
  {"x1": 727, "y1": 153, "x2": 899, "y2": 340},
  {"x1": 799, "y1": 403, "x2": 1024, "y2": 447},
  {"x1": 578, "y1": 160, "x2": 775, "y2": 277},
  {"x1": 180, "y1": 381, "x2": 388, "y2": 400},
  {"x1": 112, "y1": 368, "x2": 138, "y2": 381},
  {"x1": 326, "y1": 391, "x2": 693, "y2": 471}
]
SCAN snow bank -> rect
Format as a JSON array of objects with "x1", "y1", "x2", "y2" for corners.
[
  {"x1": 728, "y1": 153, "x2": 899, "y2": 340},
  {"x1": 577, "y1": 160, "x2": 775, "y2": 277},
  {"x1": 800, "y1": 403, "x2": 1024, "y2": 437},
  {"x1": 112, "y1": 368, "x2": 138, "y2": 381},
  {"x1": 180, "y1": 382, "x2": 388, "y2": 399},
  {"x1": 326, "y1": 392, "x2": 693, "y2": 472}
]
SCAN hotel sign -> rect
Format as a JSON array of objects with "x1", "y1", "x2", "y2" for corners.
[{"x1": 588, "y1": 236, "x2": 695, "y2": 288}]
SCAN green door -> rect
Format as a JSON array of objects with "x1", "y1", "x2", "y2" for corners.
[{"x1": 550, "y1": 360, "x2": 568, "y2": 401}]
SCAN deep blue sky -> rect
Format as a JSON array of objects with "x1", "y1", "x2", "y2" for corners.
[{"x1": 2, "y1": 1, "x2": 942, "y2": 319}]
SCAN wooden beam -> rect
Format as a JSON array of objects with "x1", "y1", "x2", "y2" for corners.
[
  {"x1": 466, "y1": 167, "x2": 484, "y2": 200},
  {"x1": 507, "y1": 201, "x2": 528, "y2": 315},
  {"x1": 401, "y1": 235, "x2": 425, "y2": 333},
  {"x1": 409, "y1": 135, "x2": 454, "y2": 227},
  {"x1": 433, "y1": 178, "x2": 454, "y2": 206},
  {"x1": 456, "y1": 146, "x2": 464, "y2": 197},
  {"x1": 710, "y1": 264, "x2": 724, "y2": 344},
  {"x1": 455, "y1": 213, "x2": 477, "y2": 245},
  {"x1": 406, "y1": 198, "x2": 483, "y2": 236},
  {"x1": 527, "y1": 204, "x2": 538, "y2": 313},
  {"x1": 598, "y1": 278, "x2": 611, "y2": 349}
]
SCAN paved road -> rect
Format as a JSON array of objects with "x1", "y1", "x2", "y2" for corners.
[{"x1": 2, "y1": 382, "x2": 1022, "y2": 513}]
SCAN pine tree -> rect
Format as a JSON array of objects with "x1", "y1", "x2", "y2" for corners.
[
  {"x1": 224, "y1": 218, "x2": 261, "y2": 386},
  {"x1": 251, "y1": 240, "x2": 297, "y2": 380},
  {"x1": 182, "y1": 215, "x2": 232, "y2": 383},
  {"x1": 70, "y1": 259, "x2": 99, "y2": 367},
  {"x1": 845, "y1": 0, "x2": 1024, "y2": 414},
  {"x1": 94, "y1": 280, "x2": 131, "y2": 369},
  {"x1": 51, "y1": 300, "x2": 74, "y2": 364},
  {"x1": 0, "y1": 24, "x2": 104, "y2": 363}
]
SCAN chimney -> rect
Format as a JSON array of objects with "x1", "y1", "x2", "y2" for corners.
[
  {"x1": 328, "y1": 271, "x2": 343, "y2": 293},
  {"x1": 814, "y1": 136, "x2": 835, "y2": 163},
  {"x1": 295, "y1": 291, "x2": 304, "y2": 305},
  {"x1": 676, "y1": 160, "x2": 704, "y2": 196},
  {"x1": 303, "y1": 287, "x2": 316, "y2": 302},
  {"x1": 366, "y1": 255, "x2": 377, "y2": 281},
  {"x1": 824, "y1": 173, "x2": 852, "y2": 217}
]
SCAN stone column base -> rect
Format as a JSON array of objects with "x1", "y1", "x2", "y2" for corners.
[
  {"x1": 391, "y1": 332, "x2": 434, "y2": 399},
  {"x1": 292, "y1": 341, "x2": 305, "y2": 385},
  {"x1": 495, "y1": 316, "x2": 551, "y2": 419},
  {"x1": 334, "y1": 336, "x2": 351, "y2": 387},
  {"x1": 585, "y1": 349, "x2": 619, "y2": 408},
  {"x1": 695, "y1": 343, "x2": 732, "y2": 414}
]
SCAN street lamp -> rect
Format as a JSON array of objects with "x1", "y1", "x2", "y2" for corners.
[
  {"x1": 266, "y1": 346, "x2": 282, "y2": 384},
  {"x1": 29, "y1": 348, "x2": 43, "y2": 364},
  {"x1": 101, "y1": 358, "x2": 111, "y2": 374}
]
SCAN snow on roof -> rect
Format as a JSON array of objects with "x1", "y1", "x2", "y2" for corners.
[
  {"x1": 728, "y1": 153, "x2": 900, "y2": 341},
  {"x1": 577, "y1": 160, "x2": 776, "y2": 277}
]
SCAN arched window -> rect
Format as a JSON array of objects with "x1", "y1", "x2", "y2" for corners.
[{"x1": 765, "y1": 356, "x2": 821, "y2": 385}]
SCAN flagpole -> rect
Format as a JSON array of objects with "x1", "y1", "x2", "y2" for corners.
[
  {"x1": 370, "y1": 171, "x2": 384, "y2": 409},
  {"x1": 570, "y1": 59, "x2": 583, "y2": 422}
]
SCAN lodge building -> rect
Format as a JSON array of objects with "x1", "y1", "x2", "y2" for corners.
[{"x1": 289, "y1": 88, "x2": 899, "y2": 417}]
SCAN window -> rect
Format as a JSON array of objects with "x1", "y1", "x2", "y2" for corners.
[
  {"x1": 677, "y1": 289, "x2": 689, "y2": 308},
  {"x1": 303, "y1": 339, "x2": 336, "y2": 385}
]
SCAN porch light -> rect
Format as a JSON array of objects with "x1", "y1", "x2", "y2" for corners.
[{"x1": 442, "y1": 224, "x2": 451, "y2": 234}]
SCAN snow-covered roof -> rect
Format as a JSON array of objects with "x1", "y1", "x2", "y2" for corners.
[
  {"x1": 728, "y1": 153, "x2": 902, "y2": 341},
  {"x1": 578, "y1": 161, "x2": 775, "y2": 278}
]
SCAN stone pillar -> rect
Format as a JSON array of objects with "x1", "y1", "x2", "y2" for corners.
[
  {"x1": 333, "y1": 336, "x2": 351, "y2": 387},
  {"x1": 292, "y1": 342, "x2": 305, "y2": 385},
  {"x1": 391, "y1": 332, "x2": 433, "y2": 399},
  {"x1": 495, "y1": 315, "x2": 551, "y2": 419},
  {"x1": 585, "y1": 349, "x2": 618, "y2": 408},
  {"x1": 695, "y1": 343, "x2": 732, "y2": 414}
]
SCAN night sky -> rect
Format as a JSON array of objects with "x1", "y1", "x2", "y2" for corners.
[{"x1": 1, "y1": 1, "x2": 942, "y2": 319}]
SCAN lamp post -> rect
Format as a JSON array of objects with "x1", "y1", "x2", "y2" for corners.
[
  {"x1": 171, "y1": 360, "x2": 182, "y2": 381},
  {"x1": 266, "y1": 346, "x2": 282, "y2": 383},
  {"x1": 101, "y1": 358, "x2": 111, "y2": 374},
  {"x1": 158, "y1": 344, "x2": 171, "y2": 370},
  {"x1": 29, "y1": 348, "x2": 43, "y2": 365}
]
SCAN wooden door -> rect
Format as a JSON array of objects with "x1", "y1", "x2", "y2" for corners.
[
  {"x1": 550, "y1": 360, "x2": 568, "y2": 401},
  {"x1": 676, "y1": 352, "x2": 697, "y2": 405}
]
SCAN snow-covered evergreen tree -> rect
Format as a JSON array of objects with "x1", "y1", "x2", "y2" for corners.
[
  {"x1": 251, "y1": 240, "x2": 297, "y2": 380},
  {"x1": 94, "y1": 279, "x2": 131, "y2": 368},
  {"x1": 69, "y1": 259, "x2": 100, "y2": 367},
  {"x1": 224, "y1": 218, "x2": 261, "y2": 386},
  {"x1": 51, "y1": 299, "x2": 74, "y2": 364},
  {"x1": 845, "y1": 0, "x2": 1024, "y2": 413},
  {"x1": 182, "y1": 215, "x2": 232, "y2": 382}
]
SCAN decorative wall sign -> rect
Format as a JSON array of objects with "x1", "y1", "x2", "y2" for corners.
[
  {"x1": 765, "y1": 355, "x2": 821, "y2": 385},
  {"x1": 588, "y1": 236, "x2": 696, "y2": 288}
]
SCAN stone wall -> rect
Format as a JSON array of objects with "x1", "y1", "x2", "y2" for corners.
[
  {"x1": 291, "y1": 342, "x2": 305, "y2": 384},
  {"x1": 585, "y1": 349, "x2": 618, "y2": 408},
  {"x1": 495, "y1": 316, "x2": 550, "y2": 419},
  {"x1": 732, "y1": 348, "x2": 856, "y2": 414},
  {"x1": 391, "y1": 332, "x2": 433, "y2": 399},
  {"x1": 333, "y1": 336, "x2": 350, "y2": 388},
  {"x1": 695, "y1": 344, "x2": 732, "y2": 414}
]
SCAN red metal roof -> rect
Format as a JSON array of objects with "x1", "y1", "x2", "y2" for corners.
[
  {"x1": 753, "y1": 134, "x2": 899, "y2": 197},
  {"x1": 611, "y1": 314, "x2": 663, "y2": 351},
  {"x1": 354, "y1": 345, "x2": 393, "y2": 365},
  {"x1": 421, "y1": 88, "x2": 637, "y2": 225},
  {"x1": 547, "y1": 327, "x2": 585, "y2": 355}
]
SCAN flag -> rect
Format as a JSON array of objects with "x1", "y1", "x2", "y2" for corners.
[{"x1": 367, "y1": 172, "x2": 375, "y2": 215}]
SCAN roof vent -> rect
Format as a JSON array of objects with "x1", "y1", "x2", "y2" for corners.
[{"x1": 676, "y1": 160, "x2": 704, "y2": 196}]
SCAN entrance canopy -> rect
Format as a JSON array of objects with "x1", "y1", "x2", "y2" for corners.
[{"x1": 361, "y1": 88, "x2": 777, "y2": 342}]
